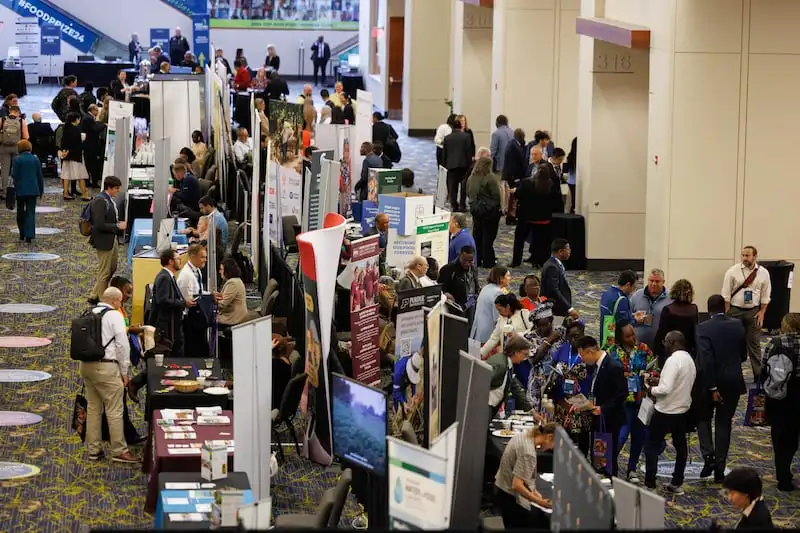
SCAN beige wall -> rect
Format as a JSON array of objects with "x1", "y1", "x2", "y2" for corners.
[
  {"x1": 402, "y1": 0, "x2": 453, "y2": 132},
  {"x1": 491, "y1": 0, "x2": 580, "y2": 149},
  {"x1": 452, "y1": 3, "x2": 493, "y2": 148},
  {"x1": 587, "y1": 0, "x2": 800, "y2": 311}
]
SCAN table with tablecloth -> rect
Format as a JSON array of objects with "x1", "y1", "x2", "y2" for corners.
[
  {"x1": 155, "y1": 472, "x2": 252, "y2": 529},
  {"x1": 0, "y1": 64, "x2": 27, "y2": 97},
  {"x1": 339, "y1": 70, "x2": 364, "y2": 98},
  {"x1": 63, "y1": 61, "x2": 135, "y2": 87},
  {"x1": 144, "y1": 409, "x2": 235, "y2": 513},
  {"x1": 132, "y1": 94, "x2": 150, "y2": 120},
  {"x1": 127, "y1": 217, "x2": 188, "y2": 265},
  {"x1": 551, "y1": 213, "x2": 586, "y2": 270},
  {"x1": 145, "y1": 357, "x2": 231, "y2": 422}
]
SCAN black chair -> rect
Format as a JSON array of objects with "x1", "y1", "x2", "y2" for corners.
[
  {"x1": 282, "y1": 215, "x2": 300, "y2": 257},
  {"x1": 327, "y1": 468, "x2": 353, "y2": 528},
  {"x1": 274, "y1": 485, "x2": 336, "y2": 529},
  {"x1": 272, "y1": 372, "x2": 307, "y2": 462},
  {"x1": 230, "y1": 223, "x2": 246, "y2": 255}
]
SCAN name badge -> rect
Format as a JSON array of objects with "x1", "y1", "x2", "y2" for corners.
[
  {"x1": 626, "y1": 375, "x2": 640, "y2": 394},
  {"x1": 744, "y1": 290, "x2": 753, "y2": 304},
  {"x1": 563, "y1": 379, "x2": 576, "y2": 396}
]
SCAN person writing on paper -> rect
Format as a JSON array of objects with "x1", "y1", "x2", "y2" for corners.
[
  {"x1": 487, "y1": 335, "x2": 533, "y2": 419},
  {"x1": 481, "y1": 294, "x2": 531, "y2": 359},
  {"x1": 494, "y1": 422, "x2": 556, "y2": 528}
]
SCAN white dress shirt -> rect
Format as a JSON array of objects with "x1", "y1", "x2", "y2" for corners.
[
  {"x1": 176, "y1": 260, "x2": 203, "y2": 301},
  {"x1": 93, "y1": 304, "x2": 131, "y2": 375},
  {"x1": 721, "y1": 262, "x2": 772, "y2": 309},
  {"x1": 233, "y1": 139, "x2": 253, "y2": 163},
  {"x1": 651, "y1": 349, "x2": 696, "y2": 415}
]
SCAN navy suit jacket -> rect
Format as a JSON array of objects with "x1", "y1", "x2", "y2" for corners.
[{"x1": 696, "y1": 314, "x2": 747, "y2": 395}]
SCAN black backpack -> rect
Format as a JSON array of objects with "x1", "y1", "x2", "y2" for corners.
[{"x1": 70, "y1": 307, "x2": 114, "y2": 361}]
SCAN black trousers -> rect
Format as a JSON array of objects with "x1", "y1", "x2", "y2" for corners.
[
  {"x1": 446, "y1": 167, "x2": 469, "y2": 211},
  {"x1": 157, "y1": 316, "x2": 185, "y2": 357},
  {"x1": 645, "y1": 411, "x2": 688, "y2": 486},
  {"x1": 529, "y1": 222, "x2": 552, "y2": 267},
  {"x1": 473, "y1": 213, "x2": 499, "y2": 267},
  {"x1": 183, "y1": 313, "x2": 210, "y2": 358},
  {"x1": 697, "y1": 392, "x2": 739, "y2": 475},
  {"x1": 768, "y1": 398, "x2": 800, "y2": 485},
  {"x1": 511, "y1": 221, "x2": 532, "y2": 265},
  {"x1": 568, "y1": 184, "x2": 576, "y2": 213},
  {"x1": 15, "y1": 196, "x2": 36, "y2": 240},
  {"x1": 84, "y1": 151, "x2": 102, "y2": 187},
  {"x1": 494, "y1": 488, "x2": 540, "y2": 530},
  {"x1": 313, "y1": 60, "x2": 328, "y2": 85}
]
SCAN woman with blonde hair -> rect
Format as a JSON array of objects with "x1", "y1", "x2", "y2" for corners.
[
  {"x1": 467, "y1": 156, "x2": 501, "y2": 267},
  {"x1": 653, "y1": 278, "x2": 699, "y2": 366},
  {"x1": 264, "y1": 44, "x2": 280, "y2": 71},
  {"x1": 302, "y1": 98, "x2": 316, "y2": 150}
]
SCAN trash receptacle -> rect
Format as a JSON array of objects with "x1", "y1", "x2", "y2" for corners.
[{"x1": 760, "y1": 260, "x2": 794, "y2": 331}]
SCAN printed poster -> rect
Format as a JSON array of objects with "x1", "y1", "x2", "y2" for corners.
[
  {"x1": 339, "y1": 131, "x2": 352, "y2": 217},
  {"x1": 349, "y1": 235, "x2": 382, "y2": 386},
  {"x1": 426, "y1": 302, "x2": 443, "y2": 443},
  {"x1": 395, "y1": 286, "x2": 443, "y2": 360}
]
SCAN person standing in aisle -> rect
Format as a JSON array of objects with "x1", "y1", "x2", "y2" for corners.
[
  {"x1": 442, "y1": 119, "x2": 473, "y2": 212},
  {"x1": 540, "y1": 239, "x2": 579, "y2": 321},
  {"x1": 0, "y1": 104, "x2": 28, "y2": 200},
  {"x1": 490, "y1": 114, "x2": 513, "y2": 173},
  {"x1": 150, "y1": 249, "x2": 196, "y2": 357},
  {"x1": 722, "y1": 245, "x2": 772, "y2": 377},
  {"x1": 310, "y1": 35, "x2": 331, "y2": 86},
  {"x1": 10, "y1": 140, "x2": 43, "y2": 243},
  {"x1": 88, "y1": 177, "x2": 126, "y2": 305},
  {"x1": 629, "y1": 268, "x2": 672, "y2": 350},
  {"x1": 467, "y1": 157, "x2": 502, "y2": 268},
  {"x1": 168, "y1": 27, "x2": 190, "y2": 65},
  {"x1": 176, "y1": 244, "x2": 210, "y2": 357}
]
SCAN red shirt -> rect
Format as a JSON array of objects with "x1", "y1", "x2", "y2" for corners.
[
  {"x1": 520, "y1": 296, "x2": 547, "y2": 312},
  {"x1": 234, "y1": 69, "x2": 251, "y2": 90}
]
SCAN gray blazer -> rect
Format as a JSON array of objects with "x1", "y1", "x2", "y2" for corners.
[{"x1": 490, "y1": 125, "x2": 514, "y2": 172}]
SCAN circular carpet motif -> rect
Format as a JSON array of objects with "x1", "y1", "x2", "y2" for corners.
[
  {"x1": 0, "y1": 337, "x2": 52, "y2": 348},
  {"x1": 34, "y1": 206, "x2": 63, "y2": 214},
  {"x1": 0, "y1": 411, "x2": 43, "y2": 427},
  {"x1": 0, "y1": 304, "x2": 57, "y2": 314},
  {"x1": 8, "y1": 227, "x2": 63, "y2": 235},
  {"x1": 43, "y1": 186, "x2": 63, "y2": 195},
  {"x1": 2, "y1": 253, "x2": 60, "y2": 261},
  {"x1": 0, "y1": 370, "x2": 52, "y2": 383},
  {"x1": 0, "y1": 462, "x2": 41, "y2": 480}
]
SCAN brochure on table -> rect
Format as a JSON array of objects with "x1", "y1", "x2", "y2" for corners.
[{"x1": 156, "y1": 489, "x2": 255, "y2": 529}]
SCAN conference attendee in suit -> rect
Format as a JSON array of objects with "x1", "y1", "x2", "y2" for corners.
[
  {"x1": 442, "y1": 119, "x2": 474, "y2": 212},
  {"x1": 487, "y1": 335, "x2": 533, "y2": 419},
  {"x1": 176, "y1": 244, "x2": 210, "y2": 358},
  {"x1": 490, "y1": 114, "x2": 514, "y2": 174},
  {"x1": 89, "y1": 176, "x2": 126, "y2": 304},
  {"x1": 81, "y1": 105, "x2": 105, "y2": 188},
  {"x1": 128, "y1": 33, "x2": 141, "y2": 63},
  {"x1": 397, "y1": 256, "x2": 427, "y2": 292},
  {"x1": 265, "y1": 44, "x2": 280, "y2": 71},
  {"x1": 722, "y1": 468, "x2": 775, "y2": 529},
  {"x1": 501, "y1": 128, "x2": 527, "y2": 224},
  {"x1": 577, "y1": 335, "x2": 628, "y2": 477},
  {"x1": 696, "y1": 294, "x2": 747, "y2": 483},
  {"x1": 311, "y1": 35, "x2": 331, "y2": 86},
  {"x1": 150, "y1": 249, "x2": 195, "y2": 357},
  {"x1": 168, "y1": 27, "x2": 190, "y2": 65},
  {"x1": 540, "y1": 238, "x2": 579, "y2": 320}
]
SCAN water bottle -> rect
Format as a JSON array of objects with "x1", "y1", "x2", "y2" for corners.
[{"x1": 506, "y1": 392, "x2": 516, "y2": 416}]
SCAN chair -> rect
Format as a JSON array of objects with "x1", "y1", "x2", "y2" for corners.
[
  {"x1": 400, "y1": 420, "x2": 418, "y2": 445},
  {"x1": 327, "y1": 468, "x2": 353, "y2": 528},
  {"x1": 272, "y1": 373, "x2": 307, "y2": 462},
  {"x1": 282, "y1": 215, "x2": 300, "y2": 256},
  {"x1": 229, "y1": 223, "x2": 245, "y2": 255},
  {"x1": 204, "y1": 163, "x2": 218, "y2": 183},
  {"x1": 274, "y1": 487, "x2": 336, "y2": 529},
  {"x1": 481, "y1": 515, "x2": 505, "y2": 531},
  {"x1": 260, "y1": 290, "x2": 279, "y2": 317}
]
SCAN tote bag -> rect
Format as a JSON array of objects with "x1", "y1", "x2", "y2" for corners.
[
  {"x1": 71, "y1": 384, "x2": 88, "y2": 442},
  {"x1": 638, "y1": 397, "x2": 655, "y2": 426},
  {"x1": 744, "y1": 385, "x2": 768, "y2": 427},
  {"x1": 591, "y1": 416, "x2": 614, "y2": 476}
]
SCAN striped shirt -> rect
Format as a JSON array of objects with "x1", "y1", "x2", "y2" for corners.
[{"x1": 495, "y1": 432, "x2": 538, "y2": 509}]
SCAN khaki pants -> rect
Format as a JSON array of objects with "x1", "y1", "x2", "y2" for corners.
[
  {"x1": 92, "y1": 241, "x2": 118, "y2": 300},
  {"x1": 80, "y1": 361, "x2": 127, "y2": 456},
  {"x1": 729, "y1": 306, "x2": 762, "y2": 377}
]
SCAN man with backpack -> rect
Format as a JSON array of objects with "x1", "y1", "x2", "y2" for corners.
[
  {"x1": 74, "y1": 287, "x2": 138, "y2": 463},
  {"x1": 88, "y1": 176, "x2": 126, "y2": 305},
  {"x1": 51, "y1": 75, "x2": 79, "y2": 123},
  {"x1": 599, "y1": 270, "x2": 638, "y2": 347},
  {"x1": 0, "y1": 105, "x2": 28, "y2": 200}
]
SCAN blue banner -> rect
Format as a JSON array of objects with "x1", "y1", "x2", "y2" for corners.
[
  {"x1": 150, "y1": 28, "x2": 170, "y2": 50},
  {"x1": 40, "y1": 23, "x2": 60, "y2": 55},
  {"x1": 0, "y1": 0, "x2": 99, "y2": 53},
  {"x1": 160, "y1": 0, "x2": 205, "y2": 15},
  {"x1": 192, "y1": 13, "x2": 210, "y2": 66}
]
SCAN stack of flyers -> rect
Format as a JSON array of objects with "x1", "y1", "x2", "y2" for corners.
[
  {"x1": 197, "y1": 415, "x2": 231, "y2": 426},
  {"x1": 195, "y1": 406, "x2": 222, "y2": 416},
  {"x1": 162, "y1": 426, "x2": 196, "y2": 434},
  {"x1": 165, "y1": 432, "x2": 198, "y2": 440},
  {"x1": 157, "y1": 418, "x2": 194, "y2": 427},
  {"x1": 161, "y1": 409, "x2": 195, "y2": 421},
  {"x1": 168, "y1": 513, "x2": 207, "y2": 523}
]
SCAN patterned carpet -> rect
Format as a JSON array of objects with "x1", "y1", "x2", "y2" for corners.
[{"x1": 0, "y1": 94, "x2": 798, "y2": 531}]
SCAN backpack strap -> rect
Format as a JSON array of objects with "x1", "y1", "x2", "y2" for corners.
[{"x1": 95, "y1": 306, "x2": 117, "y2": 350}]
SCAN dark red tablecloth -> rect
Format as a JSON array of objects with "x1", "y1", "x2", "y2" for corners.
[{"x1": 143, "y1": 410, "x2": 235, "y2": 513}]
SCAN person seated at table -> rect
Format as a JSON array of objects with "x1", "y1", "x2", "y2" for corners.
[
  {"x1": 233, "y1": 59, "x2": 251, "y2": 90},
  {"x1": 214, "y1": 258, "x2": 258, "y2": 326},
  {"x1": 179, "y1": 147, "x2": 201, "y2": 176},
  {"x1": 233, "y1": 127, "x2": 253, "y2": 165},
  {"x1": 481, "y1": 294, "x2": 531, "y2": 359},
  {"x1": 488, "y1": 335, "x2": 533, "y2": 420},
  {"x1": 110, "y1": 69, "x2": 130, "y2": 101},
  {"x1": 191, "y1": 130, "x2": 208, "y2": 167},
  {"x1": 181, "y1": 51, "x2": 199, "y2": 72},
  {"x1": 171, "y1": 160, "x2": 200, "y2": 213},
  {"x1": 272, "y1": 333, "x2": 296, "y2": 409},
  {"x1": 159, "y1": 61, "x2": 171, "y2": 74},
  {"x1": 494, "y1": 422, "x2": 556, "y2": 529}
]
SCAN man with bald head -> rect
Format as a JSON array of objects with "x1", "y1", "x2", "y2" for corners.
[
  {"x1": 28, "y1": 112, "x2": 54, "y2": 158},
  {"x1": 398, "y1": 256, "x2": 428, "y2": 292},
  {"x1": 643, "y1": 330, "x2": 697, "y2": 494},
  {"x1": 297, "y1": 83, "x2": 314, "y2": 104}
]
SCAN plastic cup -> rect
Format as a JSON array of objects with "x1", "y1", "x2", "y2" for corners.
[
  {"x1": 204, "y1": 358, "x2": 214, "y2": 369},
  {"x1": 154, "y1": 353, "x2": 164, "y2": 366},
  {"x1": 196, "y1": 377, "x2": 206, "y2": 386}
]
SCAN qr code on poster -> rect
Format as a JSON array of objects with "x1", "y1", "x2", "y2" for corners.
[{"x1": 399, "y1": 340, "x2": 410, "y2": 355}]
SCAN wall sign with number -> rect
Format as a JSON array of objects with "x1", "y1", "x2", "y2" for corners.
[{"x1": 593, "y1": 53, "x2": 634, "y2": 73}]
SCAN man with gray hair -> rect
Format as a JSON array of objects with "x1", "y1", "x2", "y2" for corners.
[
  {"x1": 398, "y1": 255, "x2": 428, "y2": 292},
  {"x1": 169, "y1": 26, "x2": 190, "y2": 65},
  {"x1": 80, "y1": 287, "x2": 138, "y2": 464},
  {"x1": 448, "y1": 213, "x2": 476, "y2": 263},
  {"x1": 630, "y1": 267, "x2": 673, "y2": 348},
  {"x1": 476, "y1": 146, "x2": 491, "y2": 160}
]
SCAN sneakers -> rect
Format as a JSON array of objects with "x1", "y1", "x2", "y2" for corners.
[
  {"x1": 111, "y1": 451, "x2": 140, "y2": 464},
  {"x1": 664, "y1": 483, "x2": 684, "y2": 495},
  {"x1": 88, "y1": 451, "x2": 105, "y2": 461}
]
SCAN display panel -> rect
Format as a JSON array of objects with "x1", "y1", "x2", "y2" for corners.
[
  {"x1": 209, "y1": 0, "x2": 359, "y2": 30},
  {"x1": 331, "y1": 373, "x2": 387, "y2": 474}
]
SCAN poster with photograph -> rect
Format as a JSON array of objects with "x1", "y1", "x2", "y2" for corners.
[
  {"x1": 349, "y1": 235, "x2": 382, "y2": 386},
  {"x1": 367, "y1": 168, "x2": 402, "y2": 202},
  {"x1": 339, "y1": 130, "x2": 352, "y2": 217},
  {"x1": 426, "y1": 302, "x2": 443, "y2": 443},
  {"x1": 268, "y1": 100, "x2": 304, "y2": 163},
  {"x1": 279, "y1": 164, "x2": 303, "y2": 221},
  {"x1": 415, "y1": 214, "x2": 450, "y2": 271}
]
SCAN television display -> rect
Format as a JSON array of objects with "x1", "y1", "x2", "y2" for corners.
[{"x1": 331, "y1": 373, "x2": 387, "y2": 474}]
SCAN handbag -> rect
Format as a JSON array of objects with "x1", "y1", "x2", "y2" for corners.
[
  {"x1": 638, "y1": 397, "x2": 655, "y2": 426},
  {"x1": 5, "y1": 185, "x2": 15, "y2": 210},
  {"x1": 744, "y1": 384, "x2": 768, "y2": 427},
  {"x1": 71, "y1": 384, "x2": 88, "y2": 442},
  {"x1": 591, "y1": 415, "x2": 614, "y2": 476}
]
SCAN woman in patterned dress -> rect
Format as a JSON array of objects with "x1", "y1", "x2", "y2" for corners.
[
  {"x1": 605, "y1": 319, "x2": 658, "y2": 482},
  {"x1": 551, "y1": 318, "x2": 593, "y2": 454},
  {"x1": 522, "y1": 302, "x2": 563, "y2": 411}
]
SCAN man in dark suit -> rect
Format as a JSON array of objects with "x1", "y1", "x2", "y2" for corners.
[
  {"x1": 442, "y1": 120, "x2": 474, "y2": 212},
  {"x1": 168, "y1": 27, "x2": 190, "y2": 65},
  {"x1": 577, "y1": 335, "x2": 628, "y2": 477},
  {"x1": 89, "y1": 176, "x2": 126, "y2": 305},
  {"x1": 540, "y1": 238, "x2": 579, "y2": 320},
  {"x1": 696, "y1": 294, "x2": 747, "y2": 482},
  {"x1": 397, "y1": 256, "x2": 427, "y2": 292},
  {"x1": 487, "y1": 335, "x2": 533, "y2": 419},
  {"x1": 310, "y1": 35, "x2": 331, "y2": 86},
  {"x1": 501, "y1": 128, "x2": 527, "y2": 224},
  {"x1": 150, "y1": 249, "x2": 195, "y2": 357},
  {"x1": 81, "y1": 105, "x2": 105, "y2": 188}
]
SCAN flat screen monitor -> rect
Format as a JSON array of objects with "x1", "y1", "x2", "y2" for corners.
[{"x1": 331, "y1": 373, "x2": 388, "y2": 475}]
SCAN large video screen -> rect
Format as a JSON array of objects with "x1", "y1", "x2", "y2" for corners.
[
  {"x1": 331, "y1": 373, "x2": 387, "y2": 474},
  {"x1": 209, "y1": 0, "x2": 359, "y2": 30}
]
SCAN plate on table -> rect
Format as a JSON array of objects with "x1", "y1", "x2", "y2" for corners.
[
  {"x1": 492, "y1": 429, "x2": 516, "y2": 438},
  {"x1": 164, "y1": 370, "x2": 189, "y2": 378},
  {"x1": 204, "y1": 387, "x2": 230, "y2": 396}
]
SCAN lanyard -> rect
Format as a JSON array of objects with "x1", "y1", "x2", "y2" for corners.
[{"x1": 567, "y1": 348, "x2": 579, "y2": 369}]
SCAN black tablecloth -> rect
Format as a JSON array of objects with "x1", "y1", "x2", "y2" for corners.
[
  {"x1": 64, "y1": 61, "x2": 135, "y2": 88},
  {"x1": 551, "y1": 213, "x2": 586, "y2": 270},
  {"x1": 233, "y1": 92, "x2": 252, "y2": 132},
  {"x1": 158, "y1": 472, "x2": 250, "y2": 530},
  {"x1": 339, "y1": 70, "x2": 364, "y2": 98},
  {"x1": 0, "y1": 64, "x2": 27, "y2": 97},
  {"x1": 132, "y1": 95, "x2": 150, "y2": 120},
  {"x1": 145, "y1": 357, "x2": 231, "y2": 421}
]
